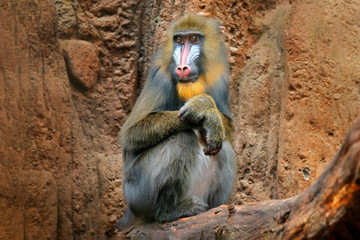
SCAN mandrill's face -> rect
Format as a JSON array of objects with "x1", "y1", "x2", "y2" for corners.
[
  {"x1": 157, "y1": 14, "x2": 226, "y2": 101},
  {"x1": 171, "y1": 31, "x2": 204, "y2": 84}
]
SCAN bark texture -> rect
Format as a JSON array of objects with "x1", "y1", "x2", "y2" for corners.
[{"x1": 0, "y1": 0, "x2": 360, "y2": 239}]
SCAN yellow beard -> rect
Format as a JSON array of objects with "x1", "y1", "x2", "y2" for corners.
[{"x1": 177, "y1": 75, "x2": 206, "y2": 101}]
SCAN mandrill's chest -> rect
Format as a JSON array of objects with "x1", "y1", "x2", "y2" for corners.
[{"x1": 189, "y1": 129, "x2": 216, "y2": 201}]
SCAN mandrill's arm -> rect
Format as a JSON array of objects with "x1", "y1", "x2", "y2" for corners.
[
  {"x1": 121, "y1": 111, "x2": 190, "y2": 152},
  {"x1": 220, "y1": 114, "x2": 234, "y2": 141},
  {"x1": 178, "y1": 94, "x2": 233, "y2": 155}
]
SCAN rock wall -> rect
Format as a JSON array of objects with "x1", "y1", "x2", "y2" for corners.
[{"x1": 0, "y1": 0, "x2": 359, "y2": 238}]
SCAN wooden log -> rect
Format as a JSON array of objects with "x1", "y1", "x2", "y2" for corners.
[{"x1": 115, "y1": 120, "x2": 360, "y2": 239}]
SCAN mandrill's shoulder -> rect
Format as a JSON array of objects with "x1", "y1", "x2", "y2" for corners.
[
  {"x1": 142, "y1": 65, "x2": 180, "y2": 112},
  {"x1": 146, "y1": 64, "x2": 173, "y2": 88},
  {"x1": 206, "y1": 73, "x2": 232, "y2": 120}
]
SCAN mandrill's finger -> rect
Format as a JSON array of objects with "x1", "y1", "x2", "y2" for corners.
[
  {"x1": 203, "y1": 148, "x2": 219, "y2": 156},
  {"x1": 203, "y1": 145, "x2": 222, "y2": 156},
  {"x1": 178, "y1": 109, "x2": 185, "y2": 121},
  {"x1": 178, "y1": 106, "x2": 202, "y2": 124},
  {"x1": 210, "y1": 149, "x2": 220, "y2": 155},
  {"x1": 178, "y1": 107, "x2": 187, "y2": 120},
  {"x1": 178, "y1": 109, "x2": 191, "y2": 121}
]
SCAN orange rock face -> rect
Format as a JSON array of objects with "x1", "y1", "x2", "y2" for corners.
[
  {"x1": 0, "y1": 0, "x2": 359, "y2": 238},
  {"x1": 61, "y1": 40, "x2": 100, "y2": 89}
]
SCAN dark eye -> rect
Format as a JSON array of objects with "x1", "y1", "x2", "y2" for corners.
[
  {"x1": 175, "y1": 36, "x2": 182, "y2": 44},
  {"x1": 190, "y1": 35, "x2": 199, "y2": 43}
]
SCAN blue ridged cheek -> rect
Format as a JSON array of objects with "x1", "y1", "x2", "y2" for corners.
[
  {"x1": 172, "y1": 45, "x2": 201, "y2": 66},
  {"x1": 186, "y1": 45, "x2": 200, "y2": 65},
  {"x1": 173, "y1": 47, "x2": 181, "y2": 65}
]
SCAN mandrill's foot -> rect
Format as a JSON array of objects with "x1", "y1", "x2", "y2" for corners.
[
  {"x1": 155, "y1": 196, "x2": 208, "y2": 223},
  {"x1": 115, "y1": 207, "x2": 138, "y2": 231}
]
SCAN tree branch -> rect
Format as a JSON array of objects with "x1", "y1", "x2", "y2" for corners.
[{"x1": 116, "y1": 120, "x2": 360, "y2": 239}]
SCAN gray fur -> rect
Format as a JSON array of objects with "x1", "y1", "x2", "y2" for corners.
[{"x1": 119, "y1": 129, "x2": 235, "y2": 227}]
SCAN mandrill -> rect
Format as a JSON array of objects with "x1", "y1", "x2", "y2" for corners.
[{"x1": 117, "y1": 13, "x2": 236, "y2": 228}]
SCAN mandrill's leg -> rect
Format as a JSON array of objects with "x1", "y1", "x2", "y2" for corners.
[
  {"x1": 206, "y1": 141, "x2": 236, "y2": 208},
  {"x1": 155, "y1": 195, "x2": 208, "y2": 223},
  {"x1": 122, "y1": 130, "x2": 208, "y2": 224},
  {"x1": 153, "y1": 131, "x2": 209, "y2": 222}
]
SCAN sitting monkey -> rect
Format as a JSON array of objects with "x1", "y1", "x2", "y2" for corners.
[{"x1": 117, "y1": 13, "x2": 236, "y2": 228}]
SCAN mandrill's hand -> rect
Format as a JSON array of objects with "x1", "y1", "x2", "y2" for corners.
[
  {"x1": 178, "y1": 94, "x2": 225, "y2": 156},
  {"x1": 178, "y1": 94, "x2": 215, "y2": 125}
]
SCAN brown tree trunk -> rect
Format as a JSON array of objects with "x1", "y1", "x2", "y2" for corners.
[{"x1": 118, "y1": 120, "x2": 360, "y2": 239}]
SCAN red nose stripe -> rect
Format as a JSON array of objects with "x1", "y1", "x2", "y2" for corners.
[
  {"x1": 180, "y1": 42, "x2": 190, "y2": 66},
  {"x1": 176, "y1": 42, "x2": 191, "y2": 78}
]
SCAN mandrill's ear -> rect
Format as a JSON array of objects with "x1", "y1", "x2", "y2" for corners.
[{"x1": 219, "y1": 26, "x2": 225, "y2": 34}]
